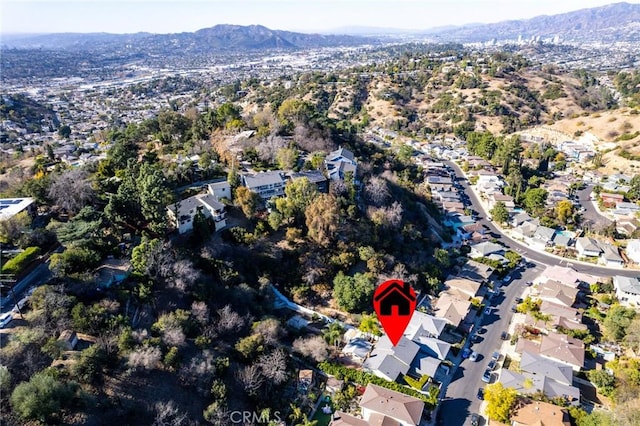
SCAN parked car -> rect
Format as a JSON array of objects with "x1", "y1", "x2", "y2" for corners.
[
  {"x1": 471, "y1": 334, "x2": 482, "y2": 344},
  {"x1": 502, "y1": 275, "x2": 512, "y2": 284},
  {"x1": 0, "y1": 313, "x2": 13, "y2": 329},
  {"x1": 487, "y1": 359, "x2": 497, "y2": 370},
  {"x1": 461, "y1": 348, "x2": 471, "y2": 359},
  {"x1": 526, "y1": 281, "x2": 533, "y2": 286},
  {"x1": 484, "y1": 307, "x2": 491, "y2": 315},
  {"x1": 470, "y1": 414, "x2": 480, "y2": 426},
  {"x1": 511, "y1": 305, "x2": 518, "y2": 313},
  {"x1": 476, "y1": 388, "x2": 484, "y2": 400},
  {"x1": 491, "y1": 351, "x2": 501, "y2": 361},
  {"x1": 470, "y1": 351, "x2": 479, "y2": 362},
  {"x1": 500, "y1": 331, "x2": 509, "y2": 341},
  {"x1": 482, "y1": 369, "x2": 492, "y2": 383}
]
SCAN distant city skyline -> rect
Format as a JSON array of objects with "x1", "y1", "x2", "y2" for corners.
[{"x1": 2, "y1": 0, "x2": 638, "y2": 35}]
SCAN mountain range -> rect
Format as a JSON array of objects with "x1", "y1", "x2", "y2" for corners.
[{"x1": 2, "y1": 2, "x2": 640, "y2": 54}]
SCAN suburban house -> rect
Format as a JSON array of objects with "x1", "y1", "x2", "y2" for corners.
[
  {"x1": 241, "y1": 170, "x2": 286, "y2": 199},
  {"x1": 575, "y1": 237, "x2": 603, "y2": 258},
  {"x1": 552, "y1": 232, "x2": 572, "y2": 248},
  {"x1": 363, "y1": 336, "x2": 419, "y2": 382},
  {"x1": 341, "y1": 338, "x2": 372, "y2": 363},
  {"x1": 443, "y1": 212, "x2": 475, "y2": 231},
  {"x1": 535, "y1": 280, "x2": 579, "y2": 308},
  {"x1": 511, "y1": 211, "x2": 535, "y2": 228},
  {"x1": 358, "y1": 383, "x2": 424, "y2": 426},
  {"x1": 600, "y1": 243, "x2": 624, "y2": 267},
  {"x1": 499, "y1": 351, "x2": 580, "y2": 404},
  {"x1": 432, "y1": 293, "x2": 472, "y2": 329},
  {"x1": 287, "y1": 170, "x2": 329, "y2": 193},
  {"x1": 614, "y1": 201, "x2": 640, "y2": 216},
  {"x1": 600, "y1": 192, "x2": 624, "y2": 208},
  {"x1": 626, "y1": 239, "x2": 640, "y2": 264},
  {"x1": 532, "y1": 226, "x2": 556, "y2": 247},
  {"x1": 616, "y1": 218, "x2": 640, "y2": 237},
  {"x1": 469, "y1": 241, "x2": 504, "y2": 259},
  {"x1": 512, "y1": 221, "x2": 538, "y2": 240},
  {"x1": 167, "y1": 193, "x2": 226, "y2": 234},
  {"x1": 539, "y1": 301, "x2": 587, "y2": 331},
  {"x1": 404, "y1": 311, "x2": 447, "y2": 340},
  {"x1": 516, "y1": 333, "x2": 585, "y2": 371},
  {"x1": 427, "y1": 175, "x2": 453, "y2": 192},
  {"x1": 458, "y1": 260, "x2": 494, "y2": 283},
  {"x1": 613, "y1": 276, "x2": 640, "y2": 308},
  {"x1": 510, "y1": 400, "x2": 571, "y2": 426},
  {"x1": 487, "y1": 193, "x2": 515, "y2": 211},
  {"x1": 325, "y1": 147, "x2": 357, "y2": 181},
  {"x1": 538, "y1": 265, "x2": 600, "y2": 289},
  {"x1": 442, "y1": 277, "x2": 481, "y2": 299},
  {"x1": 0, "y1": 197, "x2": 36, "y2": 221}
]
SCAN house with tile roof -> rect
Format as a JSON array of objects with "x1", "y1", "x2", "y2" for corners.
[
  {"x1": 433, "y1": 293, "x2": 472, "y2": 328},
  {"x1": 443, "y1": 277, "x2": 482, "y2": 299},
  {"x1": 359, "y1": 384, "x2": 424, "y2": 426},
  {"x1": 516, "y1": 333, "x2": 585, "y2": 371},
  {"x1": 510, "y1": 400, "x2": 571, "y2": 426},
  {"x1": 535, "y1": 280, "x2": 579, "y2": 308}
]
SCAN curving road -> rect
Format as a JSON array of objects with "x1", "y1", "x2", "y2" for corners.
[{"x1": 436, "y1": 161, "x2": 638, "y2": 426}]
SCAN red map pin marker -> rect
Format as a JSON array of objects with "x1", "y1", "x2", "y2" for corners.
[{"x1": 373, "y1": 279, "x2": 417, "y2": 346}]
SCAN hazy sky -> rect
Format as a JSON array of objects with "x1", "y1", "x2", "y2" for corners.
[{"x1": 1, "y1": 0, "x2": 637, "y2": 34}]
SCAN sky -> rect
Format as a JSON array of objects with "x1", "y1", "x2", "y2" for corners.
[{"x1": 1, "y1": 0, "x2": 637, "y2": 35}]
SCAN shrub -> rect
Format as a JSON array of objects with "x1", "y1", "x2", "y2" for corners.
[
  {"x1": 10, "y1": 371, "x2": 73, "y2": 422},
  {"x1": 2, "y1": 246, "x2": 41, "y2": 275}
]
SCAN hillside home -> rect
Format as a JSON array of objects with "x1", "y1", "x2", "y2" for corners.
[
  {"x1": 363, "y1": 336, "x2": 419, "y2": 382},
  {"x1": 487, "y1": 193, "x2": 515, "y2": 211},
  {"x1": 167, "y1": 194, "x2": 226, "y2": 234},
  {"x1": 287, "y1": 170, "x2": 329, "y2": 193},
  {"x1": 613, "y1": 276, "x2": 640, "y2": 308},
  {"x1": 536, "y1": 280, "x2": 579, "y2": 308},
  {"x1": 616, "y1": 218, "x2": 640, "y2": 237},
  {"x1": 459, "y1": 260, "x2": 494, "y2": 283},
  {"x1": 207, "y1": 181, "x2": 231, "y2": 201},
  {"x1": 469, "y1": 241, "x2": 504, "y2": 258},
  {"x1": 0, "y1": 197, "x2": 36, "y2": 221},
  {"x1": 241, "y1": 171, "x2": 286, "y2": 200},
  {"x1": 532, "y1": 226, "x2": 556, "y2": 247},
  {"x1": 325, "y1": 147, "x2": 357, "y2": 181},
  {"x1": 432, "y1": 293, "x2": 472, "y2": 328},
  {"x1": 511, "y1": 211, "x2": 535, "y2": 227},
  {"x1": 512, "y1": 221, "x2": 538, "y2": 240},
  {"x1": 442, "y1": 277, "x2": 481, "y2": 299}
]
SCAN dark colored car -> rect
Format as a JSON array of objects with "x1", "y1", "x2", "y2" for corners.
[
  {"x1": 500, "y1": 331, "x2": 509, "y2": 340},
  {"x1": 482, "y1": 369, "x2": 492, "y2": 383},
  {"x1": 476, "y1": 388, "x2": 484, "y2": 400},
  {"x1": 470, "y1": 414, "x2": 480, "y2": 426},
  {"x1": 515, "y1": 297, "x2": 523, "y2": 303},
  {"x1": 471, "y1": 334, "x2": 482, "y2": 344},
  {"x1": 511, "y1": 305, "x2": 518, "y2": 313},
  {"x1": 461, "y1": 347, "x2": 471, "y2": 359},
  {"x1": 487, "y1": 359, "x2": 497, "y2": 370}
]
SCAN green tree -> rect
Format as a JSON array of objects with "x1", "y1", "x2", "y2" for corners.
[
  {"x1": 603, "y1": 304, "x2": 636, "y2": 341},
  {"x1": 235, "y1": 186, "x2": 259, "y2": 218},
  {"x1": 359, "y1": 313, "x2": 381, "y2": 337},
  {"x1": 322, "y1": 322, "x2": 345, "y2": 348},
  {"x1": 0, "y1": 211, "x2": 32, "y2": 244},
  {"x1": 333, "y1": 271, "x2": 375, "y2": 313},
  {"x1": 555, "y1": 200, "x2": 575, "y2": 226},
  {"x1": 484, "y1": 382, "x2": 517, "y2": 423},
  {"x1": 276, "y1": 147, "x2": 299, "y2": 170},
  {"x1": 10, "y1": 371, "x2": 73, "y2": 423},
  {"x1": 58, "y1": 124, "x2": 71, "y2": 138},
  {"x1": 523, "y1": 187, "x2": 548, "y2": 216},
  {"x1": 434, "y1": 248, "x2": 451, "y2": 268},
  {"x1": 272, "y1": 177, "x2": 318, "y2": 226},
  {"x1": 587, "y1": 369, "x2": 616, "y2": 396},
  {"x1": 0, "y1": 365, "x2": 10, "y2": 393},
  {"x1": 138, "y1": 162, "x2": 171, "y2": 234},
  {"x1": 490, "y1": 201, "x2": 510, "y2": 224}
]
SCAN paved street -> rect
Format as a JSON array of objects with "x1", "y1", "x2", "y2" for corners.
[
  {"x1": 437, "y1": 162, "x2": 639, "y2": 425},
  {"x1": 576, "y1": 185, "x2": 613, "y2": 230}
]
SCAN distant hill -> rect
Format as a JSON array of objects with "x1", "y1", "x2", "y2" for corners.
[
  {"x1": 1, "y1": 24, "x2": 378, "y2": 52},
  {"x1": 428, "y1": 2, "x2": 640, "y2": 43}
]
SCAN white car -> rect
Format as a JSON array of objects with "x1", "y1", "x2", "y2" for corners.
[
  {"x1": 0, "y1": 312, "x2": 13, "y2": 328},
  {"x1": 470, "y1": 351, "x2": 479, "y2": 362}
]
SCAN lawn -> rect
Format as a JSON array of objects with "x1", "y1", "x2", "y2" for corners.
[{"x1": 311, "y1": 395, "x2": 333, "y2": 426}]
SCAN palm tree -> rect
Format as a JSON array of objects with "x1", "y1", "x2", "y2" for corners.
[
  {"x1": 359, "y1": 313, "x2": 381, "y2": 339},
  {"x1": 323, "y1": 322, "x2": 344, "y2": 349}
]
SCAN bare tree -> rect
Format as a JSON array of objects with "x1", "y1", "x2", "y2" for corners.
[
  {"x1": 253, "y1": 318, "x2": 285, "y2": 347},
  {"x1": 153, "y1": 400, "x2": 188, "y2": 426},
  {"x1": 368, "y1": 201, "x2": 403, "y2": 229},
  {"x1": 292, "y1": 336, "x2": 329, "y2": 362},
  {"x1": 216, "y1": 305, "x2": 245, "y2": 335},
  {"x1": 235, "y1": 363, "x2": 264, "y2": 397},
  {"x1": 172, "y1": 259, "x2": 200, "y2": 292},
  {"x1": 178, "y1": 350, "x2": 216, "y2": 395},
  {"x1": 162, "y1": 327, "x2": 186, "y2": 347},
  {"x1": 48, "y1": 169, "x2": 95, "y2": 214},
  {"x1": 191, "y1": 301, "x2": 210, "y2": 326},
  {"x1": 293, "y1": 124, "x2": 335, "y2": 153},
  {"x1": 256, "y1": 133, "x2": 286, "y2": 163},
  {"x1": 258, "y1": 349, "x2": 288, "y2": 385},
  {"x1": 364, "y1": 176, "x2": 391, "y2": 207},
  {"x1": 128, "y1": 346, "x2": 162, "y2": 370}
]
